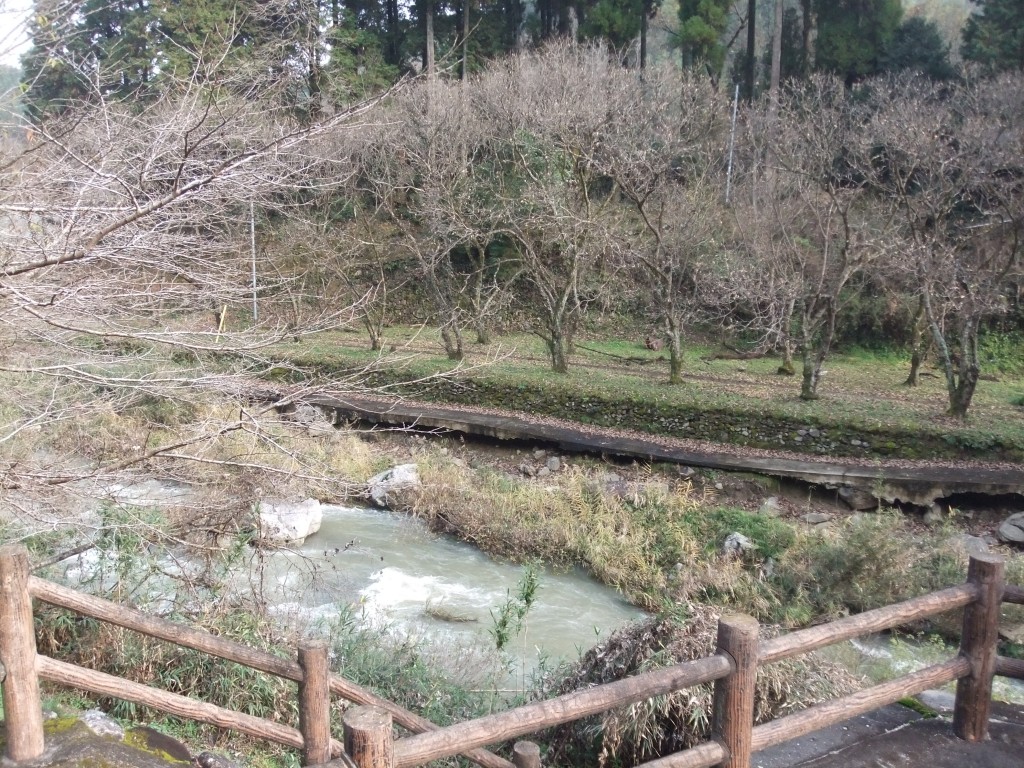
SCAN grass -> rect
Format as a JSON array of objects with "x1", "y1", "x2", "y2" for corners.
[
  {"x1": 398, "y1": 443, "x2": 1024, "y2": 632},
  {"x1": 267, "y1": 326, "x2": 1024, "y2": 460},
  {"x1": 7, "y1": 320, "x2": 1024, "y2": 766}
]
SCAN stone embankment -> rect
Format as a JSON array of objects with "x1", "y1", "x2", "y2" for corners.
[
  {"x1": 339, "y1": 369, "x2": 1024, "y2": 463},
  {"x1": 305, "y1": 395, "x2": 1024, "y2": 512}
]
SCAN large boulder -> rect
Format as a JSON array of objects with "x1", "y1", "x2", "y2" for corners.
[
  {"x1": 0, "y1": 714, "x2": 197, "y2": 768},
  {"x1": 837, "y1": 486, "x2": 879, "y2": 511},
  {"x1": 367, "y1": 464, "x2": 421, "y2": 508},
  {"x1": 998, "y1": 512, "x2": 1024, "y2": 545},
  {"x1": 258, "y1": 498, "x2": 323, "y2": 545}
]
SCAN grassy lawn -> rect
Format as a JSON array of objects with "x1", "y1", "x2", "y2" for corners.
[{"x1": 268, "y1": 326, "x2": 1024, "y2": 460}]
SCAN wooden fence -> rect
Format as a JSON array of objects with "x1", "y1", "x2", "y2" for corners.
[{"x1": 1, "y1": 543, "x2": 1022, "y2": 768}]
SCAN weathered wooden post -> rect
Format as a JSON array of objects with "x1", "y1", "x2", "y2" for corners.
[
  {"x1": 0, "y1": 545, "x2": 45, "y2": 761},
  {"x1": 299, "y1": 640, "x2": 332, "y2": 765},
  {"x1": 344, "y1": 706, "x2": 394, "y2": 768},
  {"x1": 710, "y1": 613, "x2": 759, "y2": 768},
  {"x1": 512, "y1": 740, "x2": 541, "y2": 768},
  {"x1": 953, "y1": 552, "x2": 1004, "y2": 742}
]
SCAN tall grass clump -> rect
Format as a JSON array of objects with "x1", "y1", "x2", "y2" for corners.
[
  {"x1": 543, "y1": 604, "x2": 858, "y2": 766},
  {"x1": 327, "y1": 608, "x2": 509, "y2": 735},
  {"x1": 406, "y1": 455, "x2": 710, "y2": 608}
]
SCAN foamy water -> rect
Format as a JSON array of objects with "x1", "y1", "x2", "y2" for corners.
[{"x1": 248, "y1": 504, "x2": 647, "y2": 673}]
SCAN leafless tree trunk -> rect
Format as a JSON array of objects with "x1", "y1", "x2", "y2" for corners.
[
  {"x1": 461, "y1": 0, "x2": 471, "y2": 79},
  {"x1": 425, "y1": 0, "x2": 436, "y2": 80},
  {"x1": 770, "y1": 0, "x2": 783, "y2": 98},
  {"x1": 777, "y1": 298, "x2": 796, "y2": 375},
  {"x1": 904, "y1": 296, "x2": 928, "y2": 386}
]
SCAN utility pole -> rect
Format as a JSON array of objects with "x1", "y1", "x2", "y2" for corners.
[{"x1": 250, "y1": 201, "x2": 257, "y2": 324}]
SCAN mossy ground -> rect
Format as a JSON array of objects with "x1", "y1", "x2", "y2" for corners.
[{"x1": 267, "y1": 327, "x2": 1024, "y2": 462}]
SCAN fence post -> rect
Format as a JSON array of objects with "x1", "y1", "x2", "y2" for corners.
[
  {"x1": 299, "y1": 640, "x2": 332, "y2": 765},
  {"x1": 711, "y1": 613, "x2": 759, "y2": 768},
  {"x1": 0, "y1": 544, "x2": 45, "y2": 761},
  {"x1": 953, "y1": 552, "x2": 1004, "y2": 742},
  {"x1": 344, "y1": 706, "x2": 393, "y2": 768},
  {"x1": 512, "y1": 740, "x2": 541, "y2": 768}
]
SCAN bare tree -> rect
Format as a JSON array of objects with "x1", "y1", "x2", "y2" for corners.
[
  {"x1": 0, "y1": 64, "x2": 396, "y2": 536},
  {"x1": 351, "y1": 81, "x2": 495, "y2": 359},
  {"x1": 597, "y1": 66, "x2": 729, "y2": 384},
  {"x1": 863, "y1": 73, "x2": 1024, "y2": 417},
  {"x1": 472, "y1": 44, "x2": 631, "y2": 373},
  {"x1": 739, "y1": 76, "x2": 891, "y2": 400}
]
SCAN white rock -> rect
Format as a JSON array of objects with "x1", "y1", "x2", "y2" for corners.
[
  {"x1": 948, "y1": 534, "x2": 989, "y2": 556},
  {"x1": 80, "y1": 709, "x2": 125, "y2": 739},
  {"x1": 259, "y1": 498, "x2": 323, "y2": 545},
  {"x1": 722, "y1": 532, "x2": 757, "y2": 556},
  {"x1": 837, "y1": 486, "x2": 879, "y2": 511},
  {"x1": 367, "y1": 464, "x2": 421, "y2": 508}
]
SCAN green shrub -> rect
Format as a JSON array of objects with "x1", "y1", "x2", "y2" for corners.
[
  {"x1": 680, "y1": 506, "x2": 795, "y2": 560},
  {"x1": 770, "y1": 511, "x2": 922, "y2": 624},
  {"x1": 327, "y1": 607, "x2": 508, "y2": 736},
  {"x1": 980, "y1": 331, "x2": 1024, "y2": 375}
]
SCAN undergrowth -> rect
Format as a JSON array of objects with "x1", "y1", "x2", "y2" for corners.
[
  {"x1": 405, "y1": 447, "x2": 1024, "y2": 632},
  {"x1": 7, "y1": 370, "x2": 1023, "y2": 767}
]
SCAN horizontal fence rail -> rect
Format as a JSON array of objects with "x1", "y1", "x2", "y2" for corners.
[
  {"x1": 392, "y1": 654, "x2": 734, "y2": 767},
  {"x1": 1004, "y1": 584, "x2": 1024, "y2": 605},
  {"x1": 1, "y1": 546, "x2": 1021, "y2": 768},
  {"x1": 996, "y1": 656, "x2": 1024, "y2": 680},
  {"x1": 758, "y1": 584, "x2": 978, "y2": 664},
  {"x1": 36, "y1": 654, "x2": 325, "y2": 754},
  {"x1": 749, "y1": 657, "x2": 971, "y2": 753},
  {"x1": 8, "y1": 547, "x2": 513, "y2": 768}
]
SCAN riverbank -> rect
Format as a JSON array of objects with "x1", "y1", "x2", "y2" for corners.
[
  {"x1": 10, "y1": 364, "x2": 1024, "y2": 767},
  {"x1": 266, "y1": 328, "x2": 1024, "y2": 463},
  {"x1": 311, "y1": 393, "x2": 1024, "y2": 507}
]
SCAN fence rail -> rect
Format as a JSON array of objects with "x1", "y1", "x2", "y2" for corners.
[{"x1": 1, "y1": 544, "x2": 1022, "y2": 768}]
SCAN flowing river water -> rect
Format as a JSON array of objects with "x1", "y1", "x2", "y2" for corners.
[
  {"x1": 241, "y1": 504, "x2": 648, "y2": 684},
  {"x1": 83, "y1": 480, "x2": 1024, "y2": 702}
]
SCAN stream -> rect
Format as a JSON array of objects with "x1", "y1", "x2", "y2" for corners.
[
  {"x1": 237, "y1": 504, "x2": 648, "y2": 684},
  {"x1": 72, "y1": 480, "x2": 1024, "y2": 701}
]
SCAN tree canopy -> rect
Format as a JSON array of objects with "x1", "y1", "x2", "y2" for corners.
[
  {"x1": 962, "y1": 0, "x2": 1024, "y2": 71},
  {"x1": 814, "y1": 0, "x2": 903, "y2": 83},
  {"x1": 882, "y1": 16, "x2": 957, "y2": 80}
]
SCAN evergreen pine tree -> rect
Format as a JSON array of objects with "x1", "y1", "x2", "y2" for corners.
[
  {"x1": 962, "y1": 0, "x2": 1024, "y2": 71},
  {"x1": 814, "y1": 0, "x2": 902, "y2": 84}
]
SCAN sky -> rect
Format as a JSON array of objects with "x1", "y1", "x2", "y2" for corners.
[{"x1": 0, "y1": 0, "x2": 30, "y2": 67}]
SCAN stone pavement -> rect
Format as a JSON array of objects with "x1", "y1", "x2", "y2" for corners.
[{"x1": 753, "y1": 698, "x2": 1024, "y2": 768}]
